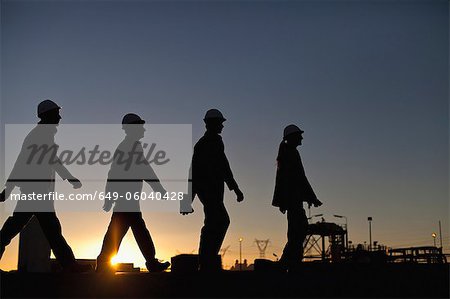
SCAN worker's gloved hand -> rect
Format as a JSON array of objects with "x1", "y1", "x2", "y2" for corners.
[
  {"x1": 0, "y1": 189, "x2": 5, "y2": 202},
  {"x1": 181, "y1": 209, "x2": 194, "y2": 216},
  {"x1": 180, "y1": 193, "x2": 194, "y2": 215},
  {"x1": 279, "y1": 207, "x2": 286, "y2": 214},
  {"x1": 235, "y1": 188, "x2": 244, "y2": 202},
  {"x1": 103, "y1": 200, "x2": 113, "y2": 212},
  {"x1": 311, "y1": 198, "x2": 322, "y2": 208},
  {"x1": 68, "y1": 177, "x2": 82, "y2": 189}
]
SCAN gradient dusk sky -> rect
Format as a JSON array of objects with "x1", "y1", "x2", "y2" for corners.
[{"x1": 0, "y1": 0, "x2": 448, "y2": 270}]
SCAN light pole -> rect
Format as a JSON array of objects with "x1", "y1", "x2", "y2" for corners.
[
  {"x1": 334, "y1": 214, "x2": 348, "y2": 250},
  {"x1": 432, "y1": 233, "x2": 437, "y2": 247},
  {"x1": 368, "y1": 217, "x2": 373, "y2": 251},
  {"x1": 239, "y1": 237, "x2": 243, "y2": 271}
]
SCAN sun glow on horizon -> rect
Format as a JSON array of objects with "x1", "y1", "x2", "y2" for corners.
[{"x1": 110, "y1": 255, "x2": 119, "y2": 266}]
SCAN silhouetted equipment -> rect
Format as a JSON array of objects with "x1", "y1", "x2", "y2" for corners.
[
  {"x1": 171, "y1": 254, "x2": 198, "y2": 273},
  {"x1": 347, "y1": 244, "x2": 388, "y2": 264},
  {"x1": 303, "y1": 221, "x2": 347, "y2": 262},
  {"x1": 304, "y1": 220, "x2": 396, "y2": 264},
  {"x1": 50, "y1": 259, "x2": 96, "y2": 272},
  {"x1": 389, "y1": 246, "x2": 448, "y2": 264},
  {"x1": 253, "y1": 259, "x2": 284, "y2": 273},
  {"x1": 255, "y1": 239, "x2": 270, "y2": 258},
  {"x1": 229, "y1": 259, "x2": 253, "y2": 271},
  {"x1": 115, "y1": 263, "x2": 141, "y2": 272},
  {"x1": 170, "y1": 254, "x2": 222, "y2": 273}
]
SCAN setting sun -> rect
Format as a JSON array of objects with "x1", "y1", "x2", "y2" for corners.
[
  {"x1": 110, "y1": 255, "x2": 119, "y2": 266},
  {"x1": 103, "y1": 239, "x2": 152, "y2": 269}
]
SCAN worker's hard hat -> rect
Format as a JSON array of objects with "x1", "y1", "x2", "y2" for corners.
[
  {"x1": 122, "y1": 113, "x2": 145, "y2": 125},
  {"x1": 204, "y1": 109, "x2": 226, "y2": 122},
  {"x1": 37, "y1": 100, "x2": 61, "y2": 117},
  {"x1": 283, "y1": 124, "x2": 304, "y2": 139}
]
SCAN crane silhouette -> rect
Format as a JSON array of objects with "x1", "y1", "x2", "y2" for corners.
[{"x1": 219, "y1": 245, "x2": 231, "y2": 258}]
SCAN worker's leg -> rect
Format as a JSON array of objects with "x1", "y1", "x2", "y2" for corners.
[
  {"x1": 209, "y1": 201, "x2": 230, "y2": 255},
  {"x1": 129, "y1": 212, "x2": 155, "y2": 261},
  {"x1": 97, "y1": 212, "x2": 130, "y2": 265},
  {"x1": 34, "y1": 212, "x2": 76, "y2": 268},
  {"x1": 280, "y1": 206, "x2": 307, "y2": 268},
  {"x1": 198, "y1": 193, "x2": 229, "y2": 270},
  {"x1": 298, "y1": 209, "x2": 308, "y2": 260},
  {"x1": 0, "y1": 212, "x2": 33, "y2": 259},
  {"x1": 130, "y1": 212, "x2": 170, "y2": 272}
]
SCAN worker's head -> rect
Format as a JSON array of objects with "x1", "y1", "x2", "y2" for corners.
[
  {"x1": 37, "y1": 100, "x2": 61, "y2": 124},
  {"x1": 122, "y1": 113, "x2": 146, "y2": 140},
  {"x1": 204, "y1": 109, "x2": 226, "y2": 134},
  {"x1": 283, "y1": 124, "x2": 304, "y2": 146}
]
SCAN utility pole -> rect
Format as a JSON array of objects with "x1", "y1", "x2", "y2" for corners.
[
  {"x1": 439, "y1": 220, "x2": 443, "y2": 248},
  {"x1": 255, "y1": 239, "x2": 270, "y2": 259},
  {"x1": 239, "y1": 237, "x2": 243, "y2": 271},
  {"x1": 368, "y1": 217, "x2": 373, "y2": 251}
]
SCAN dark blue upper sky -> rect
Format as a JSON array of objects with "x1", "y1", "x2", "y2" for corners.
[{"x1": 0, "y1": 0, "x2": 448, "y2": 268}]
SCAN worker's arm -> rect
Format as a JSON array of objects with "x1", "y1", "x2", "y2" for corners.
[
  {"x1": 180, "y1": 165, "x2": 195, "y2": 215},
  {"x1": 0, "y1": 183, "x2": 15, "y2": 202},
  {"x1": 53, "y1": 158, "x2": 82, "y2": 189},
  {"x1": 141, "y1": 157, "x2": 167, "y2": 194},
  {"x1": 219, "y1": 139, "x2": 244, "y2": 202},
  {"x1": 180, "y1": 193, "x2": 194, "y2": 215},
  {"x1": 297, "y1": 154, "x2": 321, "y2": 208},
  {"x1": 143, "y1": 169, "x2": 167, "y2": 195},
  {"x1": 302, "y1": 174, "x2": 322, "y2": 208}
]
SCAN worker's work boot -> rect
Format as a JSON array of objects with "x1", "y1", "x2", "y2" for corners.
[
  {"x1": 146, "y1": 259, "x2": 170, "y2": 272},
  {"x1": 95, "y1": 261, "x2": 115, "y2": 274}
]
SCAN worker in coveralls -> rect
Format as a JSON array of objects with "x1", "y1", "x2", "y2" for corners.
[
  {"x1": 181, "y1": 109, "x2": 244, "y2": 271},
  {"x1": 96, "y1": 113, "x2": 170, "y2": 273},
  {"x1": 0, "y1": 99, "x2": 91, "y2": 272},
  {"x1": 272, "y1": 124, "x2": 322, "y2": 272}
]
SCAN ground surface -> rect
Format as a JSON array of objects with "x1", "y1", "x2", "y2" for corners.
[{"x1": 1, "y1": 264, "x2": 449, "y2": 298}]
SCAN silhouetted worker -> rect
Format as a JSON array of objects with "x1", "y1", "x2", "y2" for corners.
[
  {"x1": 0, "y1": 99, "x2": 90, "y2": 272},
  {"x1": 182, "y1": 109, "x2": 244, "y2": 271},
  {"x1": 96, "y1": 113, "x2": 170, "y2": 273},
  {"x1": 272, "y1": 124, "x2": 322, "y2": 272}
]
